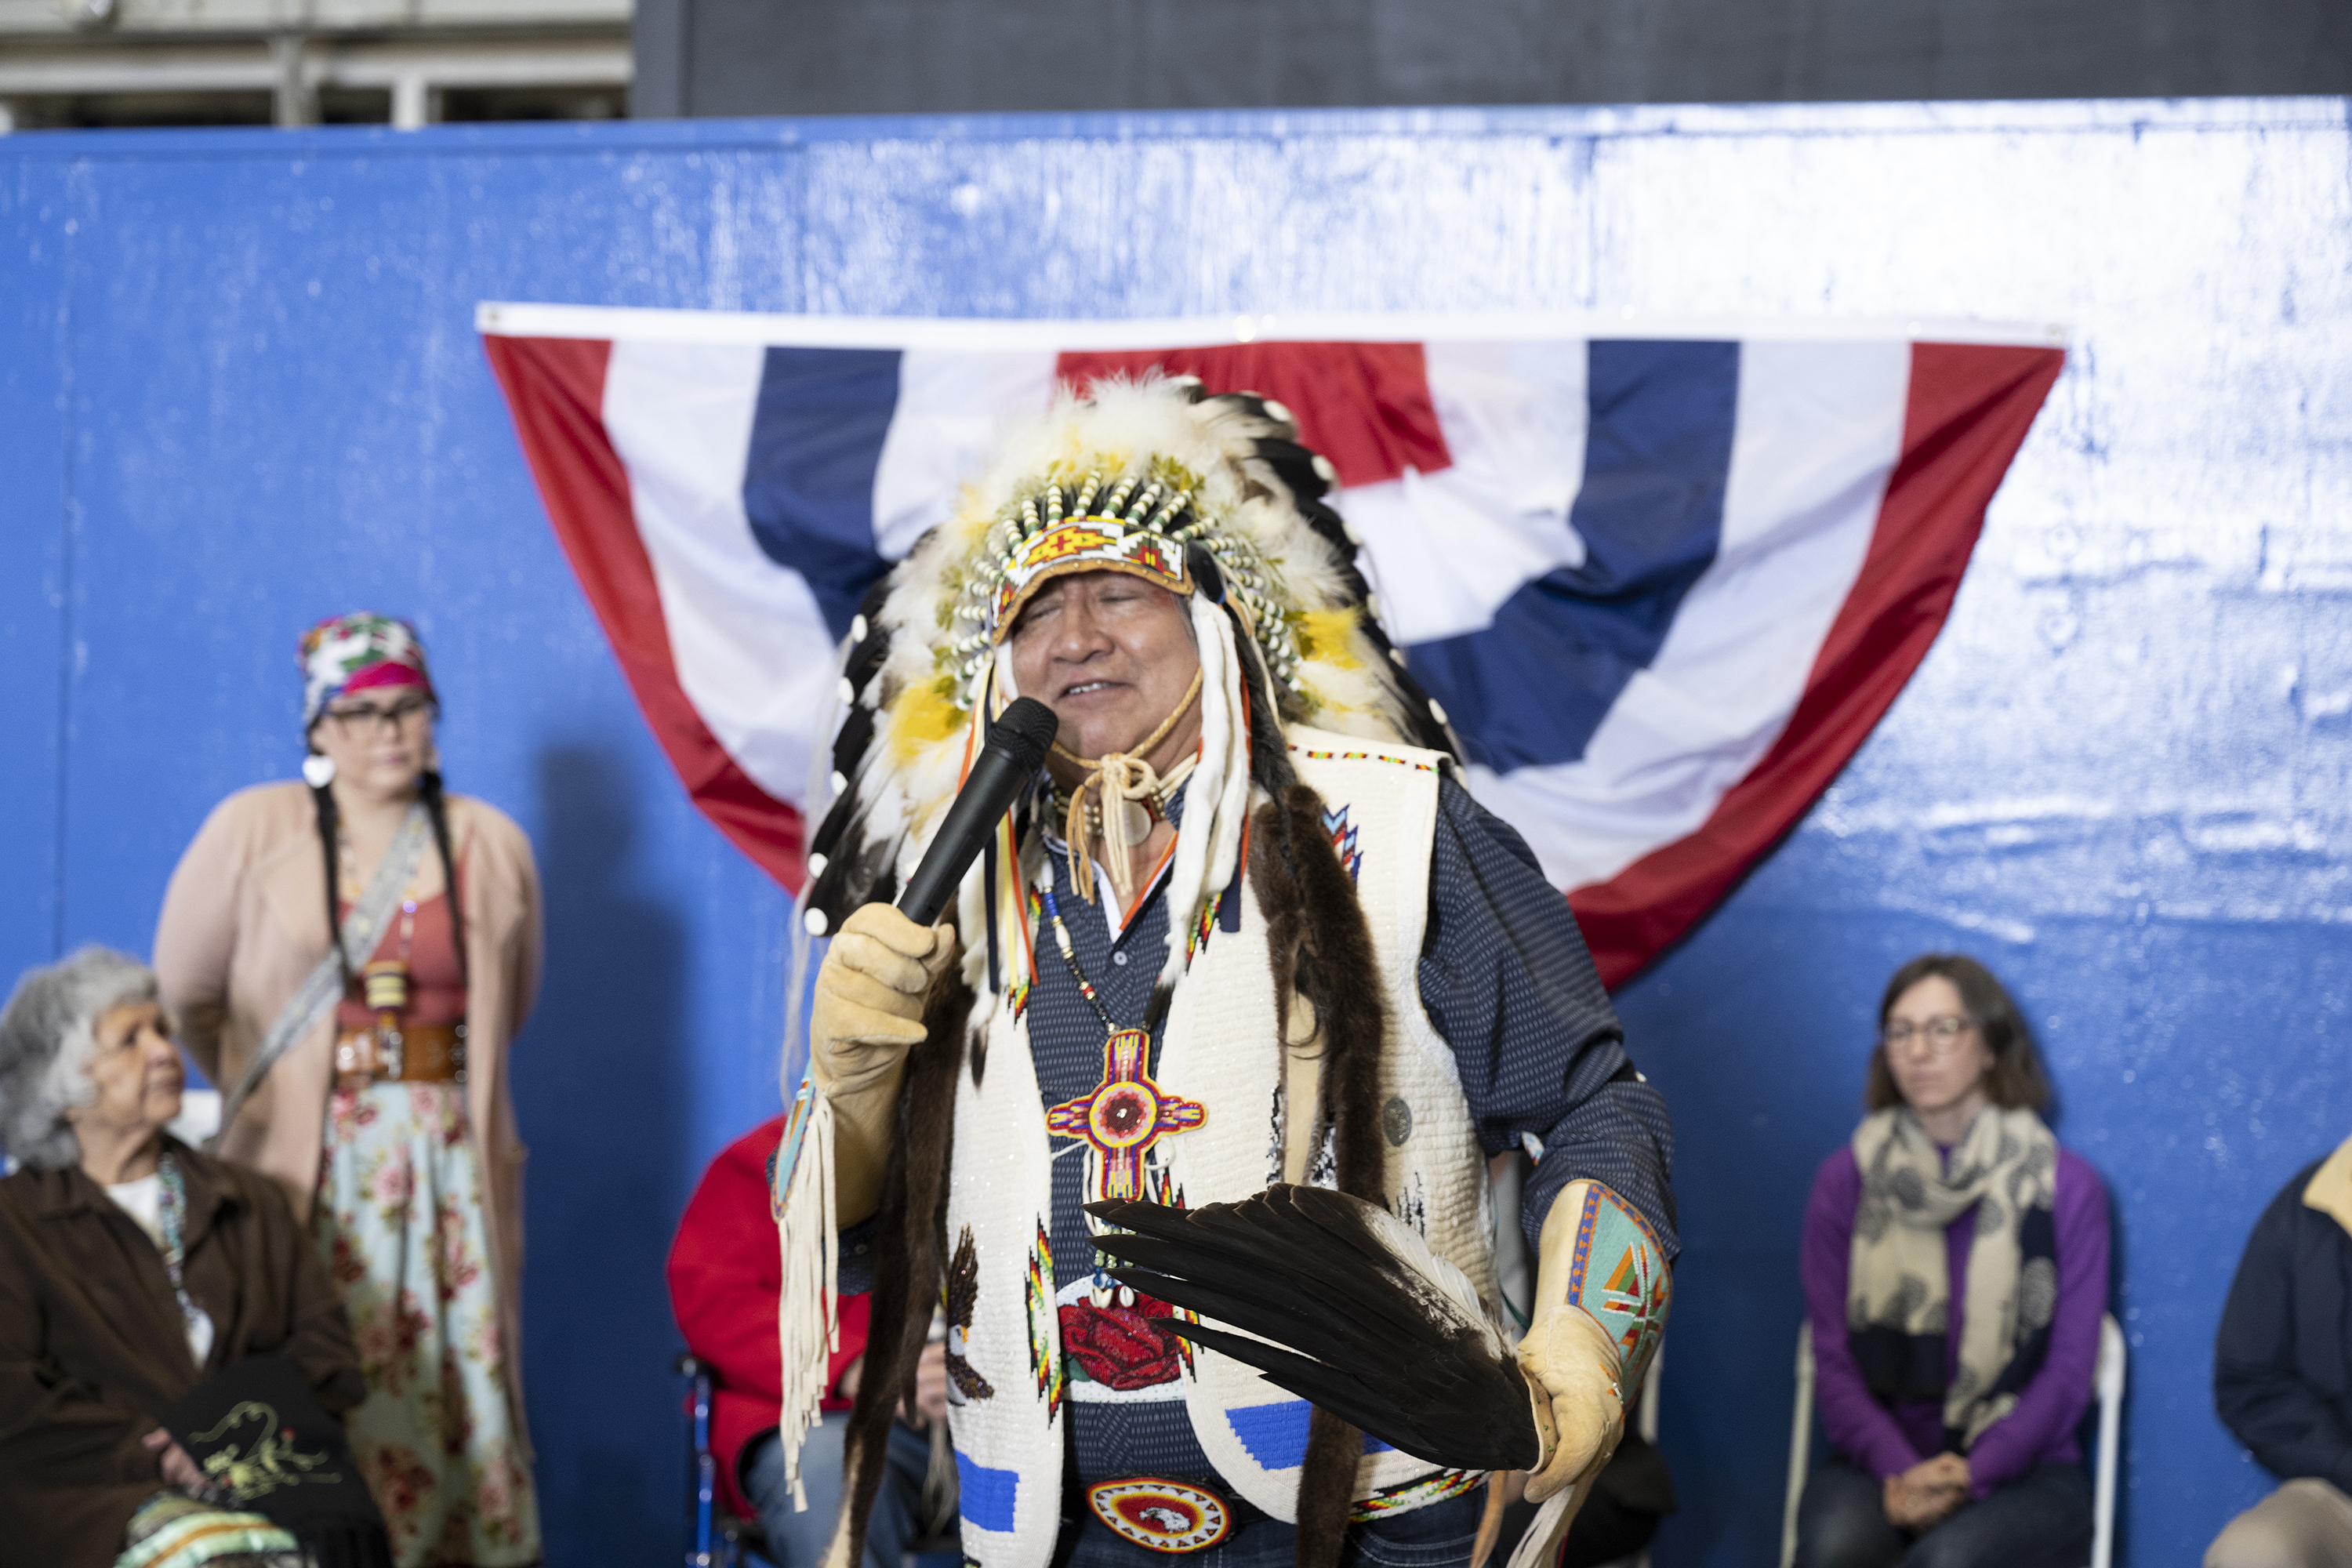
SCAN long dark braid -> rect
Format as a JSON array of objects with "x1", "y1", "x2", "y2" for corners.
[
  {"x1": 310, "y1": 774, "x2": 353, "y2": 989},
  {"x1": 418, "y1": 769, "x2": 470, "y2": 983}
]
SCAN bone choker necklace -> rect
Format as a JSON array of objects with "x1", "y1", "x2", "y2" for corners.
[{"x1": 1050, "y1": 667, "x2": 1203, "y2": 904}]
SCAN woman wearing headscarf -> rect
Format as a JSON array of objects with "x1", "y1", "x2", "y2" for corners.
[
  {"x1": 1791, "y1": 954, "x2": 2108, "y2": 1568},
  {"x1": 153, "y1": 613, "x2": 543, "y2": 1566},
  {"x1": 0, "y1": 946, "x2": 365, "y2": 1568}
]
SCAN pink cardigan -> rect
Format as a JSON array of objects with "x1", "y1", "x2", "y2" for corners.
[{"x1": 153, "y1": 780, "x2": 543, "y2": 1450}]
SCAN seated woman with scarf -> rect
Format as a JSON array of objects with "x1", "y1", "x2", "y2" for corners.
[
  {"x1": 0, "y1": 947, "x2": 367, "y2": 1568},
  {"x1": 1793, "y1": 954, "x2": 2109, "y2": 1568}
]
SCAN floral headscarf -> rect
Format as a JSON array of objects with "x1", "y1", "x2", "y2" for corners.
[{"x1": 300, "y1": 612, "x2": 434, "y2": 729}]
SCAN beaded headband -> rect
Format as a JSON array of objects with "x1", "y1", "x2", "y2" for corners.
[{"x1": 947, "y1": 463, "x2": 1307, "y2": 702}]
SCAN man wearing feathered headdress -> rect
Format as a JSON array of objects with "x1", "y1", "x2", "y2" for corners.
[{"x1": 771, "y1": 377, "x2": 1676, "y2": 1568}]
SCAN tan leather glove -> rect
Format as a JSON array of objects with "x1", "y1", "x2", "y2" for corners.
[
  {"x1": 1518, "y1": 1299, "x2": 1624, "y2": 1503},
  {"x1": 1518, "y1": 1178, "x2": 1670, "y2": 1505},
  {"x1": 810, "y1": 902, "x2": 958, "y2": 1225}
]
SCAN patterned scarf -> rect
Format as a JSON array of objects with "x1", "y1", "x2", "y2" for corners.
[{"x1": 1846, "y1": 1105, "x2": 2059, "y2": 1450}]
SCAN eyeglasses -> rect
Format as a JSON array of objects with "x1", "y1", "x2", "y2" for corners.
[
  {"x1": 324, "y1": 695, "x2": 432, "y2": 738},
  {"x1": 1880, "y1": 1015, "x2": 1976, "y2": 1053}
]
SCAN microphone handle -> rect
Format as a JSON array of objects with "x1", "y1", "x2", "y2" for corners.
[{"x1": 895, "y1": 744, "x2": 1033, "y2": 926}]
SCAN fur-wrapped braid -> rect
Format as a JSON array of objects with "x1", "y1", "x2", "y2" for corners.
[
  {"x1": 1250, "y1": 781, "x2": 1397, "y2": 1568},
  {"x1": 1250, "y1": 784, "x2": 1392, "y2": 1201}
]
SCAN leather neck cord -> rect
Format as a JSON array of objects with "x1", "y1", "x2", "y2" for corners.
[{"x1": 1052, "y1": 666, "x2": 1205, "y2": 902}]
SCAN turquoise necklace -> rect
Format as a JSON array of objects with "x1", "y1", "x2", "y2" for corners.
[{"x1": 153, "y1": 1155, "x2": 208, "y2": 1351}]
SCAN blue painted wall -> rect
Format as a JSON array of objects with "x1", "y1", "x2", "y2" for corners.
[{"x1": 3, "y1": 99, "x2": 2347, "y2": 1567}]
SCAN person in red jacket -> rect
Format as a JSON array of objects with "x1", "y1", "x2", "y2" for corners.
[{"x1": 668, "y1": 1115, "x2": 947, "y2": 1566}]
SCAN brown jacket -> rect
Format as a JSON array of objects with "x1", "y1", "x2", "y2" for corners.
[
  {"x1": 0, "y1": 1138, "x2": 365, "y2": 1568},
  {"x1": 152, "y1": 781, "x2": 542, "y2": 1445}
]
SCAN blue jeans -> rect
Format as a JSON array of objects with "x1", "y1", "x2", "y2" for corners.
[
  {"x1": 743, "y1": 1419, "x2": 938, "y2": 1568},
  {"x1": 1062, "y1": 1487, "x2": 1485, "y2": 1568},
  {"x1": 1793, "y1": 1461, "x2": 2092, "y2": 1568}
]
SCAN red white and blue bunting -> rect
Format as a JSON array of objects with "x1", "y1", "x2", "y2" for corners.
[{"x1": 481, "y1": 306, "x2": 2061, "y2": 986}]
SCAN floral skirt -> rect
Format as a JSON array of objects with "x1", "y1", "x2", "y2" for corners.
[{"x1": 318, "y1": 1083, "x2": 540, "y2": 1568}]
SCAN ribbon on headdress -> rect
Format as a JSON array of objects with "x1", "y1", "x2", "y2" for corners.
[{"x1": 300, "y1": 612, "x2": 434, "y2": 728}]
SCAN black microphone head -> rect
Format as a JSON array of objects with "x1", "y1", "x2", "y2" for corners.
[{"x1": 987, "y1": 697, "x2": 1061, "y2": 773}]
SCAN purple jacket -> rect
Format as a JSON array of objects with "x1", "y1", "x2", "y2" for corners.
[{"x1": 1802, "y1": 1141, "x2": 2109, "y2": 1498}]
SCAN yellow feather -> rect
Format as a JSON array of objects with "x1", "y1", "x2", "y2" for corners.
[
  {"x1": 1297, "y1": 608, "x2": 1363, "y2": 670},
  {"x1": 889, "y1": 681, "x2": 964, "y2": 758}
]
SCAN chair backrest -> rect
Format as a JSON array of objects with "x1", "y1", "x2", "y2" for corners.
[
  {"x1": 1780, "y1": 1324, "x2": 1815, "y2": 1568},
  {"x1": 1638, "y1": 1340, "x2": 1662, "y2": 1446},
  {"x1": 2089, "y1": 1314, "x2": 2125, "y2": 1568},
  {"x1": 678, "y1": 1353, "x2": 722, "y2": 1568},
  {"x1": 1780, "y1": 1314, "x2": 2125, "y2": 1568}
]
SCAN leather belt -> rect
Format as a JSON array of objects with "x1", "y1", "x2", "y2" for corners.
[{"x1": 334, "y1": 1023, "x2": 468, "y2": 1090}]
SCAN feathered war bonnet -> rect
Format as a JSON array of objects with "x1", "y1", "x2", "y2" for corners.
[
  {"x1": 799, "y1": 374, "x2": 1457, "y2": 982},
  {"x1": 768, "y1": 375, "x2": 1460, "y2": 1526}
]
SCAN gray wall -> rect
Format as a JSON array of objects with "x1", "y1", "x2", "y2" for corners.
[{"x1": 633, "y1": 0, "x2": 2352, "y2": 118}]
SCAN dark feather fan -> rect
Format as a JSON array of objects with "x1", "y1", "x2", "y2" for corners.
[{"x1": 1086, "y1": 1184, "x2": 1544, "y2": 1473}]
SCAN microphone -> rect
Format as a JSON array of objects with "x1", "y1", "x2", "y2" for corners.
[{"x1": 894, "y1": 697, "x2": 1061, "y2": 926}]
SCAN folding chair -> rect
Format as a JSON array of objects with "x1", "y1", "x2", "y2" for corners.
[
  {"x1": 678, "y1": 1354, "x2": 964, "y2": 1568},
  {"x1": 1780, "y1": 1316, "x2": 2125, "y2": 1568},
  {"x1": 679, "y1": 1353, "x2": 767, "y2": 1568}
]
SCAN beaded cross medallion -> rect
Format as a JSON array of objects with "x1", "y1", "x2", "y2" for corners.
[{"x1": 1046, "y1": 1029, "x2": 1206, "y2": 1203}]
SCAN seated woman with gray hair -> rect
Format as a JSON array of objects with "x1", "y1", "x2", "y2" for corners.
[{"x1": 0, "y1": 946, "x2": 367, "y2": 1568}]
